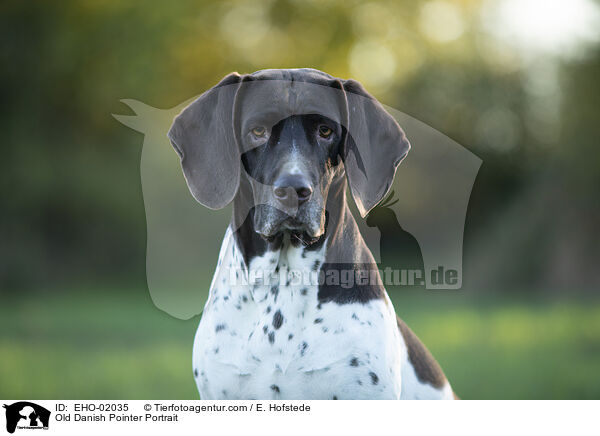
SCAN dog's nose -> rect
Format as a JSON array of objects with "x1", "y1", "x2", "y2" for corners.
[{"x1": 273, "y1": 174, "x2": 313, "y2": 206}]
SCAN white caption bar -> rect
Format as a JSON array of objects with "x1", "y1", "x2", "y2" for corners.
[{"x1": 1, "y1": 400, "x2": 597, "y2": 436}]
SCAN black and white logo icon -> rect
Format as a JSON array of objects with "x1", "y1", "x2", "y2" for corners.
[{"x1": 3, "y1": 402, "x2": 50, "y2": 434}]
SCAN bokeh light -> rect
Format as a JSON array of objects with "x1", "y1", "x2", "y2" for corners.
[
  {"x1": 419, "y1": 1, "x2": 465, "y2": 43},
  {"x1": 482, "y1": 0, "x2": 600, "y2": 58}
]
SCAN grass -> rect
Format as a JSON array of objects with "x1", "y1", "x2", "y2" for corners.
[{"x1": 1, "y1": 288, "x2": 599, "y2": 399}]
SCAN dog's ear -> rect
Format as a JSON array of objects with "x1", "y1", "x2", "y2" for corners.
[
  {"x1": 168, "y1": 73, "x2": 243, "y2": 209},
  {"x1": 342, "y1": 79, "x2": 410, "y2": 218}
]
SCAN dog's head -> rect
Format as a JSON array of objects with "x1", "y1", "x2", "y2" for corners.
[{"x1": 168, "y1": 68, "x2": 410, "y2": 244}]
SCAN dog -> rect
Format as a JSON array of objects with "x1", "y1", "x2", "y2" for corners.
[{"x1": 168, "y1": 68, "x2": 457, "y2": 400}]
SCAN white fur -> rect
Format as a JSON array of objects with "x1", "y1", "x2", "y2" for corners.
[{"x1": 193, "y1": 226, "x2": 453, "y2": 399}]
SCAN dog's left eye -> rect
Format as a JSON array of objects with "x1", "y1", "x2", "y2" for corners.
[
  {"x1": 250, "y1": 126, "x2": 267, "y2": 138},
  {"x1": 318, "y1": 125, "x2": 333, "y2": 138}
]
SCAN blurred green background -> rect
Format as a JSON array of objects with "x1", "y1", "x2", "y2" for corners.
[{"x1": 1, "y1": 0, "x2": 599, "y2": 399}]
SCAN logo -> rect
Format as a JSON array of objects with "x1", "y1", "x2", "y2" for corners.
[{"x1": 3, "y1": 402, "x2": 50, "y2": 434}]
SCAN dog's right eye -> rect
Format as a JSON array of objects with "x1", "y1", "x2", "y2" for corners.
[
  {"x1": 318, "y1": 125, "x2": 333, "y2": 138},
  {"x1": 250, "y1": 126, "x2": 267, "y2": 138}
]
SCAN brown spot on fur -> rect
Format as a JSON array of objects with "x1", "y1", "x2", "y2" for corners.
[{"x1": 397, "y1": 316, "x2": 447, "y2": 389}]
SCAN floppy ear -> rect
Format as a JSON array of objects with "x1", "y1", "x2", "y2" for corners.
[
  {"x1": 168, "y1": 73, "x2": 243, "y2": 209},
  {"x1": 342, "y1": 79, "x2": 410, "y2": 218}
]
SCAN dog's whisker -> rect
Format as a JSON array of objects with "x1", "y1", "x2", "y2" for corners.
[{"x1": 291, "y1": 232, "x2": 309, "y2": 246}]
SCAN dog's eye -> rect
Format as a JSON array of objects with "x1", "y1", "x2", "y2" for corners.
[
  {"x1": 250, "y1": 126, "x2": 267, "y2": 138},
  {"x1": 318, "y1": 125, "x2": 333, "y2": 138}
]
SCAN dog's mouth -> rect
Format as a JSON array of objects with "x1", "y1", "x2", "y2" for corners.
[
  {"x1": 256, "y1": 215, "x2": 326, "y2": 246},
  {"x1": 256, "y1": 212, "x2": 328, "y2": 247},
  {"x1": 280, "y1": 217, "x2": 307, "y2": 231}
]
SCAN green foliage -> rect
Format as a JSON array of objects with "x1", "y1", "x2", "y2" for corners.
[{"x1": 1, "y1": 0, "x2": 599, "y2": 292}]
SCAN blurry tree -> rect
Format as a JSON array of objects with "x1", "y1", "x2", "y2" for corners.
[{"x1": 1, "y1": 0, "x2": 598, "y2": 294}]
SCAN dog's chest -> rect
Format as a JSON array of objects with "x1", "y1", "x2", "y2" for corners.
[{"x1": 193, "y1": 228, "x2": 402, "y2": 400}]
